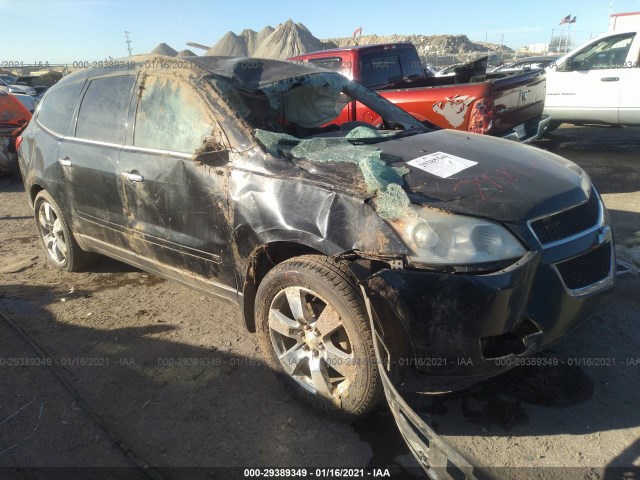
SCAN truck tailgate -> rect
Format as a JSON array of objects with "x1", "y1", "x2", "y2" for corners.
[
  {"x1": 377, "y1": 83, "x2": 491, "y2": 130},
  {"x1": 487, "y1": 69, "x2": 546, "y2": 135}
]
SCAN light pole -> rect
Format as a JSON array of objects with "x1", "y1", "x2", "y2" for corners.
[{"x1": 124, "y1": 31, "x2": 133, "y2": 57}]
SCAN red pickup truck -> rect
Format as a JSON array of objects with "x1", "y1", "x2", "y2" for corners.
[
  {"x1": 289, "y1": 43, "x2": 551, "y2": 142},
  {"x1": 0, "y1": 89, "x2": 31, "y2": 175}
]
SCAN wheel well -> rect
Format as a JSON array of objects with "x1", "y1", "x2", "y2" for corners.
[
  {"x1": 242, "y1": 245, "x2": 416, "y2": 380},
  {"x1": 30, "y1": 184, "x2": 44, "y2": 205},
  {"x1": 242, "y1": 242, "x2": 323, "y2": 332}
]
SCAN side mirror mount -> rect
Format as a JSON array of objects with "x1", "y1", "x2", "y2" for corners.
[
  {"x1": 192, "y1": 149, "x2": 229, "y2": 167},
  {"x1": 559, "y1": 58, "x2": 576, "y2": 71},
  {"x1": 193, "y1": 134, "x2": 230, "y2": 167}
]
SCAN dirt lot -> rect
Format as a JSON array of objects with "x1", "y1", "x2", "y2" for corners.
[{"x1": 0, "y1": 125, "x2": 638, "y2": 479}]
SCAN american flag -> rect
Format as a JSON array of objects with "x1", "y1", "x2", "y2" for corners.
[{"x1": 559, "y1": 14, "x2": 571, "y2": 25}]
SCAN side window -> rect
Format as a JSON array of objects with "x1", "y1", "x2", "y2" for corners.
[
  {"x1": 75, "y1": 75, "x2": 135, "y2": 143},
  {"x1": 359, "y1": 51, "x2": 402, "y2": 89},
  {"x1": 572, "y1": 34, "x2": 635, "y2": 70},
  {"x1": 133, "y1": 76, "x2": 217, "y2": 154},
  {"x1": 398, "y1": 48, "x2": 423, "y2": 79},
  {"x1": 36, "y1": 81, "x2": 84, "y2": 135},
  {"x1": 308, "y1": 57, "x2": 344, "y2": 73}
]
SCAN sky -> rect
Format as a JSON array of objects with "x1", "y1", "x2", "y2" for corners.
[{"x1": 1, "y1": 0, "x2": 640, "y2": 63}]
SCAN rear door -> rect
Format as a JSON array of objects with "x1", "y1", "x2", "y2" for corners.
[
  {"x1": 118, "y1": 74, "x2": 235, "y2": 288},
  {"x1": 57, "y1": 74, "x2": 135, "y2": 246}
]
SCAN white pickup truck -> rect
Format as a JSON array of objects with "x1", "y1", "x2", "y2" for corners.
[{"x1": 544, "y1": 29, "x2": 640, "y2": 127}]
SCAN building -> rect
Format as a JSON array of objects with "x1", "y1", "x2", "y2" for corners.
[
  {"x1": 527, "y1": 43, "x2": 549, "y2": 53},
  {"x1": 609, "y1": 11, "x2": 640, "y2": 31}
]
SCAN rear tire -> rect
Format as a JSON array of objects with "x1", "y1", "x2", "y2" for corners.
[
  {"x1": 34, "y1": 190, "x2": 95, "y2": 272},
  {"x1": 255, "y1": 255, "x2": 383, "y2": 420}
]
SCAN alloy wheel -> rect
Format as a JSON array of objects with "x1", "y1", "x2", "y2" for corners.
[
  {"x1": 268, "y1": 286, "x2": 357, "y2": 398},
  {"x1": 37, "y1": 201, "x2": 68, "y2": 266}
]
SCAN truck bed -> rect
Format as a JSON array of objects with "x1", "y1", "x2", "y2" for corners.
[
  {"x1": 377, "y1": 68, "x2": 546, "y2": 138},
  {"x1": 290, "y1": 44, "x2": 549, "y2": 141}
]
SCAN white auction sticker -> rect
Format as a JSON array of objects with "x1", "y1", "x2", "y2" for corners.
[{"x1": 407, "y1": 151, "x2": 477, "y2": 178}]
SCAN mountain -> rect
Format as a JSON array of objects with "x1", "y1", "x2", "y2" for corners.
[
  {"x1": 150, "y1": 43, "x2": 178, "y2": 57},
  {"x1": 257, "y1": 26, "x2": 275, "y2": 46},
  {"x1": 177, "y1": 49, "x2": 197, "y2": 57},
  {"x1": 203, "y1": 20, "x2": 324, "y2": 60},
  {"x1": 206, "y1": 31, "x2": 248, "y2": 56},
  {"x1": 325, "y1": 34, "x2": 511, "y2": 57},
  {"x1": 164, "y1": 21, "x2": 513, "y2": 62},
  {"x1": 240, "y1": 28, "x2": 259, "y2": 55},
  {"x1": 253, "y1": 19, "x2": 325, "y2": 60}
]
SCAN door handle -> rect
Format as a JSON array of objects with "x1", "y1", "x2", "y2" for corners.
[
  {"x1": 58, "y1": 158, "x2": 71, "y2": 167},
  {"x1": 601, "y1": 77, "x2": 619, "y2": 82},
  {"x1": 123, "y1": 172, "x2": 144, "y2": 182}
]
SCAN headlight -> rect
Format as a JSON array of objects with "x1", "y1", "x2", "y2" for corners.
[{"x1": 384, "y1": 205, "x2": 526, "y2": 266}]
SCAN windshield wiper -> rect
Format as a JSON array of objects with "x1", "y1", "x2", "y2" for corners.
[
  {"x1": 392, "y1": 128, "x2": 425, "y2": 139},
  {"x1": 346, "y1": 136, "x2": 389, "y2": 145},
  {"x1": 346, "y1": 127, "x2": 425, "y2": 145}
]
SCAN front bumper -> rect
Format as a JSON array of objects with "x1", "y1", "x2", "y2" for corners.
[
  {"x1": 501, "y1": 114, "x2": 552, "y2": 143},
  {"x1": 360, "y1": 223, "x2": 614, "y2": 392}
]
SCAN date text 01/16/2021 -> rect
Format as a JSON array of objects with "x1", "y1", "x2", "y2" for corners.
[{"x1": 243, "y1": 468, "x2": 391, "y2": 477}]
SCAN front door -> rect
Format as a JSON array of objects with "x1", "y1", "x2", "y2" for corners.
[
  {"x1": 546, "y1": 33, "x2": 635, "y2": 124},
  {"x1": 118, "y1": 74, "x2": 236, "y2": 289}
]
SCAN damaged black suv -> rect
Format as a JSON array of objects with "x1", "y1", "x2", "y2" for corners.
[{"x1": 18, "y1": 55, "x2": 614, "y2": 418}]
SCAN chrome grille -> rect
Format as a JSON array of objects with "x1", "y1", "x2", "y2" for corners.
[{"x1": 530, "y1": 194, "x2": 600, "y2": 245}]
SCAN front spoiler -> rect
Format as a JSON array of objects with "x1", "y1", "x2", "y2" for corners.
[{"x1": 360, "y1": 285, "x2": 478, "y2": 479}]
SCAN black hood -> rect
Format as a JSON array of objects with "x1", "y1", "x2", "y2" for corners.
[
  {"x1": 304, "y1": 129, "x2": 588, "y2": 223},
  {"x1": 376, "y1": 129, "x2": 588, "y2": 222}
]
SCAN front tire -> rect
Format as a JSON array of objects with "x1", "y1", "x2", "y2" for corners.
[
  {"x1": 255, "y1": 255, "x2": 382, "y2": 420},
  {"x1": 34, "y1": 190, "x2": 93, "y2": 272}
]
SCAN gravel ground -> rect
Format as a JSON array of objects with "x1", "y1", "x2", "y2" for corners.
[{"x1": 0, "y1": 125, "x2": 638, "y2": 480}]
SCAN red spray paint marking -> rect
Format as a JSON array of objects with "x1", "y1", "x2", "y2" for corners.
[{"x1": 453, "y1": 165, "x2": 536, "y2": 201}]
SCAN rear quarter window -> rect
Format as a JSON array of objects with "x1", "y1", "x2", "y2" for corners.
[
  {"x1": 397, "y1": 47, "x2": 423, "y2": 78},
  {"x1": 75, "y1": 75, "x2": 135, "y2": 143},
  {"x1": 36, "y1": 81, "x2": 84, "y2": 135}
]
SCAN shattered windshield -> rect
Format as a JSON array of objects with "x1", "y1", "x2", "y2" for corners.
[
  {"x1": 207, "y1": 72, "x2": 426, "y2": 142},
  {"x1": 206, "y1": 72, "x2": 426, "y2": 199}
]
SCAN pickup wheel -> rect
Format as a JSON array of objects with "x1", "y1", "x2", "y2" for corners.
[
  {"x1": 33, "y1": 191, "x2": 95, "y2": 272},
  {"x1": 255, "y1": 255, "x2": 383, "y2": 420}
]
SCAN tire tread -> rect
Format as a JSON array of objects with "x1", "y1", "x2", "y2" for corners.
[
  {"x1": 34, "y1": 191, "x2": 96, "y2": 272},
  {"x1": 255, "y1": 255, "x2": 383, "y2": 420}
]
